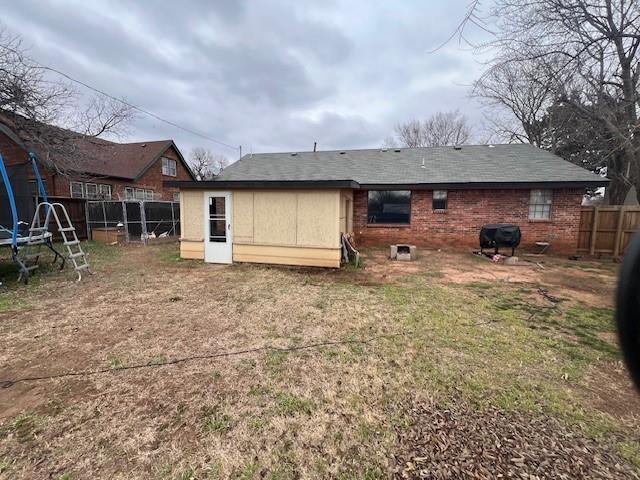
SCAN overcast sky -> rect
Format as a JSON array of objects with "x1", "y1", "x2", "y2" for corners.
[{"x1": 2, "y1": 0, "x2": 493, "y2": 163}]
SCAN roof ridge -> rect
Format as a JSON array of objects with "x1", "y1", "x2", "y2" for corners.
[{"x1": 240, "y1": 143, "x2": 536, "y2": 157}]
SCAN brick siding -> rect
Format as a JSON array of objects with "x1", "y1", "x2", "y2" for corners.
[
  {"x1": 353, "y1": 188, "x2": 584, "y2": 254},
  {"x1": 0, "y1": 133, "x2": 191, "y2": 201}
]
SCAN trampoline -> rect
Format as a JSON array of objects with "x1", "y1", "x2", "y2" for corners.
[{"x1": 0, "y1": 148, "x2": 65, "y2": 283}]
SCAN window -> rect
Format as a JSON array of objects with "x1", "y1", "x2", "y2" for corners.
[
  {"x1": 70, "y1": 181, "x2": 84, "y2": 198},
  {"x1": 134, "y1": 188, "x2": 144, "y2": 200},
  {"x1": 367, "y1": 190, "x2": 411, "y2": 224},
  {"x1": 529, "y1": 189, "x2": 552, "y2": 220},
  {"x1": 432, "y1": 190, "x2": 448, "y2": 210},
  {"x1": 85, "y1": 183, "x2": 98, "y2": 199},
  {"x1": 173, "y1": 192, "x2": 180, "y2": 202},
  {"x1": 144, "y1": 189, "x2": 154, "y2": 201},
  {"x1": 162, "y1": 157, "x2": 177, "y2": 176},
  {"x1": 29, "y1": 180, "x2": 47, "y2": 197},
  {"x1": 98, "y1": 184, "x2": 112, "y2": 199},
  {"x1": 125, "y1": 187, "x2": 135, "y2": 200}
]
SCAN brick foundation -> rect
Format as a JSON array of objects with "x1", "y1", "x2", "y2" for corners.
[{"x1": 353, "y1": 188, "x2": 584, "y2": 254}]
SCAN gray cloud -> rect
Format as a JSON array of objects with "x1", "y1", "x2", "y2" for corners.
[{"x1": 1, "y1": 0, "x2": 492, "y2": 162}]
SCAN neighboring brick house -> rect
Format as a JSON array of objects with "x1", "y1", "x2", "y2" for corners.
[
  {"x1": 169, "y1": 145, "x2": 607, "y2": 268},
  {"x1": 0, "y1": 115, "x2": 195, "y2": 201}
]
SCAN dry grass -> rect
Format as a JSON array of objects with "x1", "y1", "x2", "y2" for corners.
[{"x1": 0, "y1": 242, "x2": 638, "y2": 479}]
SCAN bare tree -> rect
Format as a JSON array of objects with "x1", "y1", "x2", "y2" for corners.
[
  {"x1": 189, "y1": 147, "x2": 228, "y2": 180},
  {"x1": 471, "y1": 0, "x2": 640, "y2": 202},
  {"x1": 0, "y1": 25, "x2": 136, "y2": 176},
  {"x1": 390, "y1": 110, "x2": 473, "y2": 147}
]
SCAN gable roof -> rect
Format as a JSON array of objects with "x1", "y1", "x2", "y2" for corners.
[
  {"x1": 0, "y1": 112, "x2": 195, "y2": 180},
  {"x1": 188, "y1": 144, "x2": 604, "y2": 189}
]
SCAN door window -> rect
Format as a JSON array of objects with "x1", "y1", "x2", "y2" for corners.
[{"x1": 208, "y1": 196, "x2": 226, "y2": 242}]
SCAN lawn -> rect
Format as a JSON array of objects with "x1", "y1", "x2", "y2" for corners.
[{"x1": 0, "y1": 242, "x2": 638, "y2": 479}]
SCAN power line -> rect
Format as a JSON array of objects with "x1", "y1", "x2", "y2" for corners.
[{"x1": 0, "y1": 44, "x2": 241, "y2": 152}]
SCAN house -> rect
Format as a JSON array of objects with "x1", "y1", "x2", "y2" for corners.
[
  {"x1": 0, "y1": 115, "x2": 195, "y2": 202},
  {"x1": 166, "y1": 144, "x2": 607, "y2": 268}
]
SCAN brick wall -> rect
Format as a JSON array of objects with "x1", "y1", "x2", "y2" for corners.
[
  {"x1": 353, "y1": 188, "x2": 585, "y2": 253},
  {"x1": 0, "y1": 134, "x2": 191, "y2": 201}
]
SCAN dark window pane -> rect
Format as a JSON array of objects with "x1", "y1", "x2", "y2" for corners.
[
  {"x1": 367, "y1": 190, "x2": 411, "y2": 224},
  {"x1": 209, "y1": 196, "x2": 226, "y2": 216},
  {"x1": 209, "y1": 219, "x2": 226, "y2": 242}
]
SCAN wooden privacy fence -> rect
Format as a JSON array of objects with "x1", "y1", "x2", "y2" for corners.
[
  {"x1": 31, "y1": 196, "x2": 88, "y2": 240},
  {"x1": 577, "y1": 206, "x2": 640, "y2": 256}
]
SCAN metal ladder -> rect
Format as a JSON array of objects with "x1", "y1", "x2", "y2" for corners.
[{"x1": 20, "y1": 202, "x2": 90, "y2": 282}]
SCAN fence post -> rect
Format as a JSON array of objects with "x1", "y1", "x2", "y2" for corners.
[
  {"x1": 589, "y1": 206, "x2": 599, "y2": 256},
  {"x1": 613, "y1": 206, "x2": 626, "y2": 257},
  {"x1": 122, "y1": 201, "x2": 129, "y2": 243}
]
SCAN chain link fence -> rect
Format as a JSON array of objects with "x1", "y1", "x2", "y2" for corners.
[{"x1": 87, "y1": 200, "x2": 180, "y2": 243}]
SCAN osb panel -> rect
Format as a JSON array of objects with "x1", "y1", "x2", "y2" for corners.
[
  {"x1": 253, "y1": 192, "x2": 297, "y2": 245},
  {"x1": 296, "y1": 191, "x2": 340, "y2": 248},
  {"x1": 233, "y1": 191, "x2": 254, "y2": 243},
  {"x1": 180, "y1": 190, "x2": 203, "y2": 241}
]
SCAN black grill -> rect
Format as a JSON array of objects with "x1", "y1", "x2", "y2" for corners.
[{"x1": 479, "y1": 224, "x2": 521, "y2": 255}]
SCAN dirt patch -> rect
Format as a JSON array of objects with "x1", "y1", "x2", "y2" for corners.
[
  {"x1": 579, "y1": 362, "x2": 640, "y2": 420},
  {"x1": 394, "y1": 400, "x2": 639, "y2": 479}
]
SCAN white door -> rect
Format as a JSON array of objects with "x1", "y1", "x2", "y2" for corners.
[{"x1": 204, "y1": 191, "x2": 232, "y2": 264}]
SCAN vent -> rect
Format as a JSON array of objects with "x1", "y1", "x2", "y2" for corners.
[
  {"x1": 488, "y1": 144, "x2": 495, "y2": 148},
  {"x1": 339, "y1": 151, "x2": 346, "y2": 155},
  {"x1": 381, "y1": 149, "x2": 388, "y2": 152},
  {"x1": 291, "y1": 152, "x2": 297, "y2": 156},
  {"x1": 394, "y1": 149, "x2": 401, "y2": 153},
  {"x1": 453, "y1": 146, "x2": 462, "y2": 150}
]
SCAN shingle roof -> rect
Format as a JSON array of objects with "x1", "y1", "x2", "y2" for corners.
[
  {"x1": 216, "y1": 144, "x2": 605, "y2": 187},
  {"x1": 0, "y1": 111, "x2": 194, "y2": 180}
]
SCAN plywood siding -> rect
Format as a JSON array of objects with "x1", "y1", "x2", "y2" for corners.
[
  {"x1": 233, "y1": 244, "x2": 341, "y2": 268},
  {"x1": 340, "y1": 190, "x2": 354, "y2": 234},
  {"x1": 253, "y1": 192, "x2": 298, "y2": 245},
  {"x1": 233, "y1": 191, "x2": 254, "y2": 243},
  {"x1": 180, "y1": 190, "x2": 204, "y2": 241},
  {"x1": 233, "y1": 190, "x2": 341, "y2": 249},
  {"x1": 297, "y1": 192, "x2": 340, "y2": 246},
  {"x1": 180, "y1": 240, "x2": 204, "y2": 259}
]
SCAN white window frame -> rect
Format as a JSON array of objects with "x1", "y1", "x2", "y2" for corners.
[
  {"x1": 173, "y1": 192, "x2": 180, "y2": 202},
  {"x1": 144, "y1": 189, "x2": 154, "y2": 201},
  {"x1": 70, "y1": 181, "x2": 84, "y2": 198},
  {"x1": 85, "y1": 183, "x2": 98, "y2": 199},
  {"x1": 125, "y1": 187, "x2": 135, "y2": 200},
  {"x1": 98, "y1": 184, "x2": 112, "y2": 199},
  {"x1": 162, "y1": 157, "x2": 177, "y2": 177},
  {"x1": 529, "y1": 189, "x2": 553, "y2": 220},
  {"x1": 135, "y1": 188, "x2": 145, "y2": 200}
]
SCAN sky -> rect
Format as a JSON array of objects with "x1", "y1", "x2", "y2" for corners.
[{"x1": 1, "y1": 0, "x2": 493, "y2": 163}]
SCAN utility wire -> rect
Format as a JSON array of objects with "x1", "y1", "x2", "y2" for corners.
[
  {"x1": 0, "y1": 319, "x2": 498, "y2": 389},
  {"x1": 0, "y1": 44, "x2": 241, "y2": 152}
]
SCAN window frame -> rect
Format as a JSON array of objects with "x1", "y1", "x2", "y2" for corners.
[
  {"x1": 85, "y1": 183, "x2": 98, "y2": 199},
  {"x1": 70, "y1": 181, "x2": 84, "y2": 199},
  {"x1": 98, "y1": 184, "x2": 112, "y2": 199},
  {"x1": 144, "y1": 189, "x2": 154, "y2": 201},
  {"x1": 125, "y1": 187, "x2": 135, "y2": 200},
  {"x1": 432, "y1": 190, "x2": 448, "y2": 211},
  {"x1": 366, "y1": 190, "x2": 412, "y2": 226},
  {"x1": 528, "y1": 189, "x2": 553, "y2": 220},
  {"x1": 173, "y1": 192, "x2": 180, "y2": 202},
  {"x1": 135, "y1": 188, "x2": 146, "y2": 200},
  {"x1": 162, "y1": 157, "x2": 177, "y2": 177}
]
